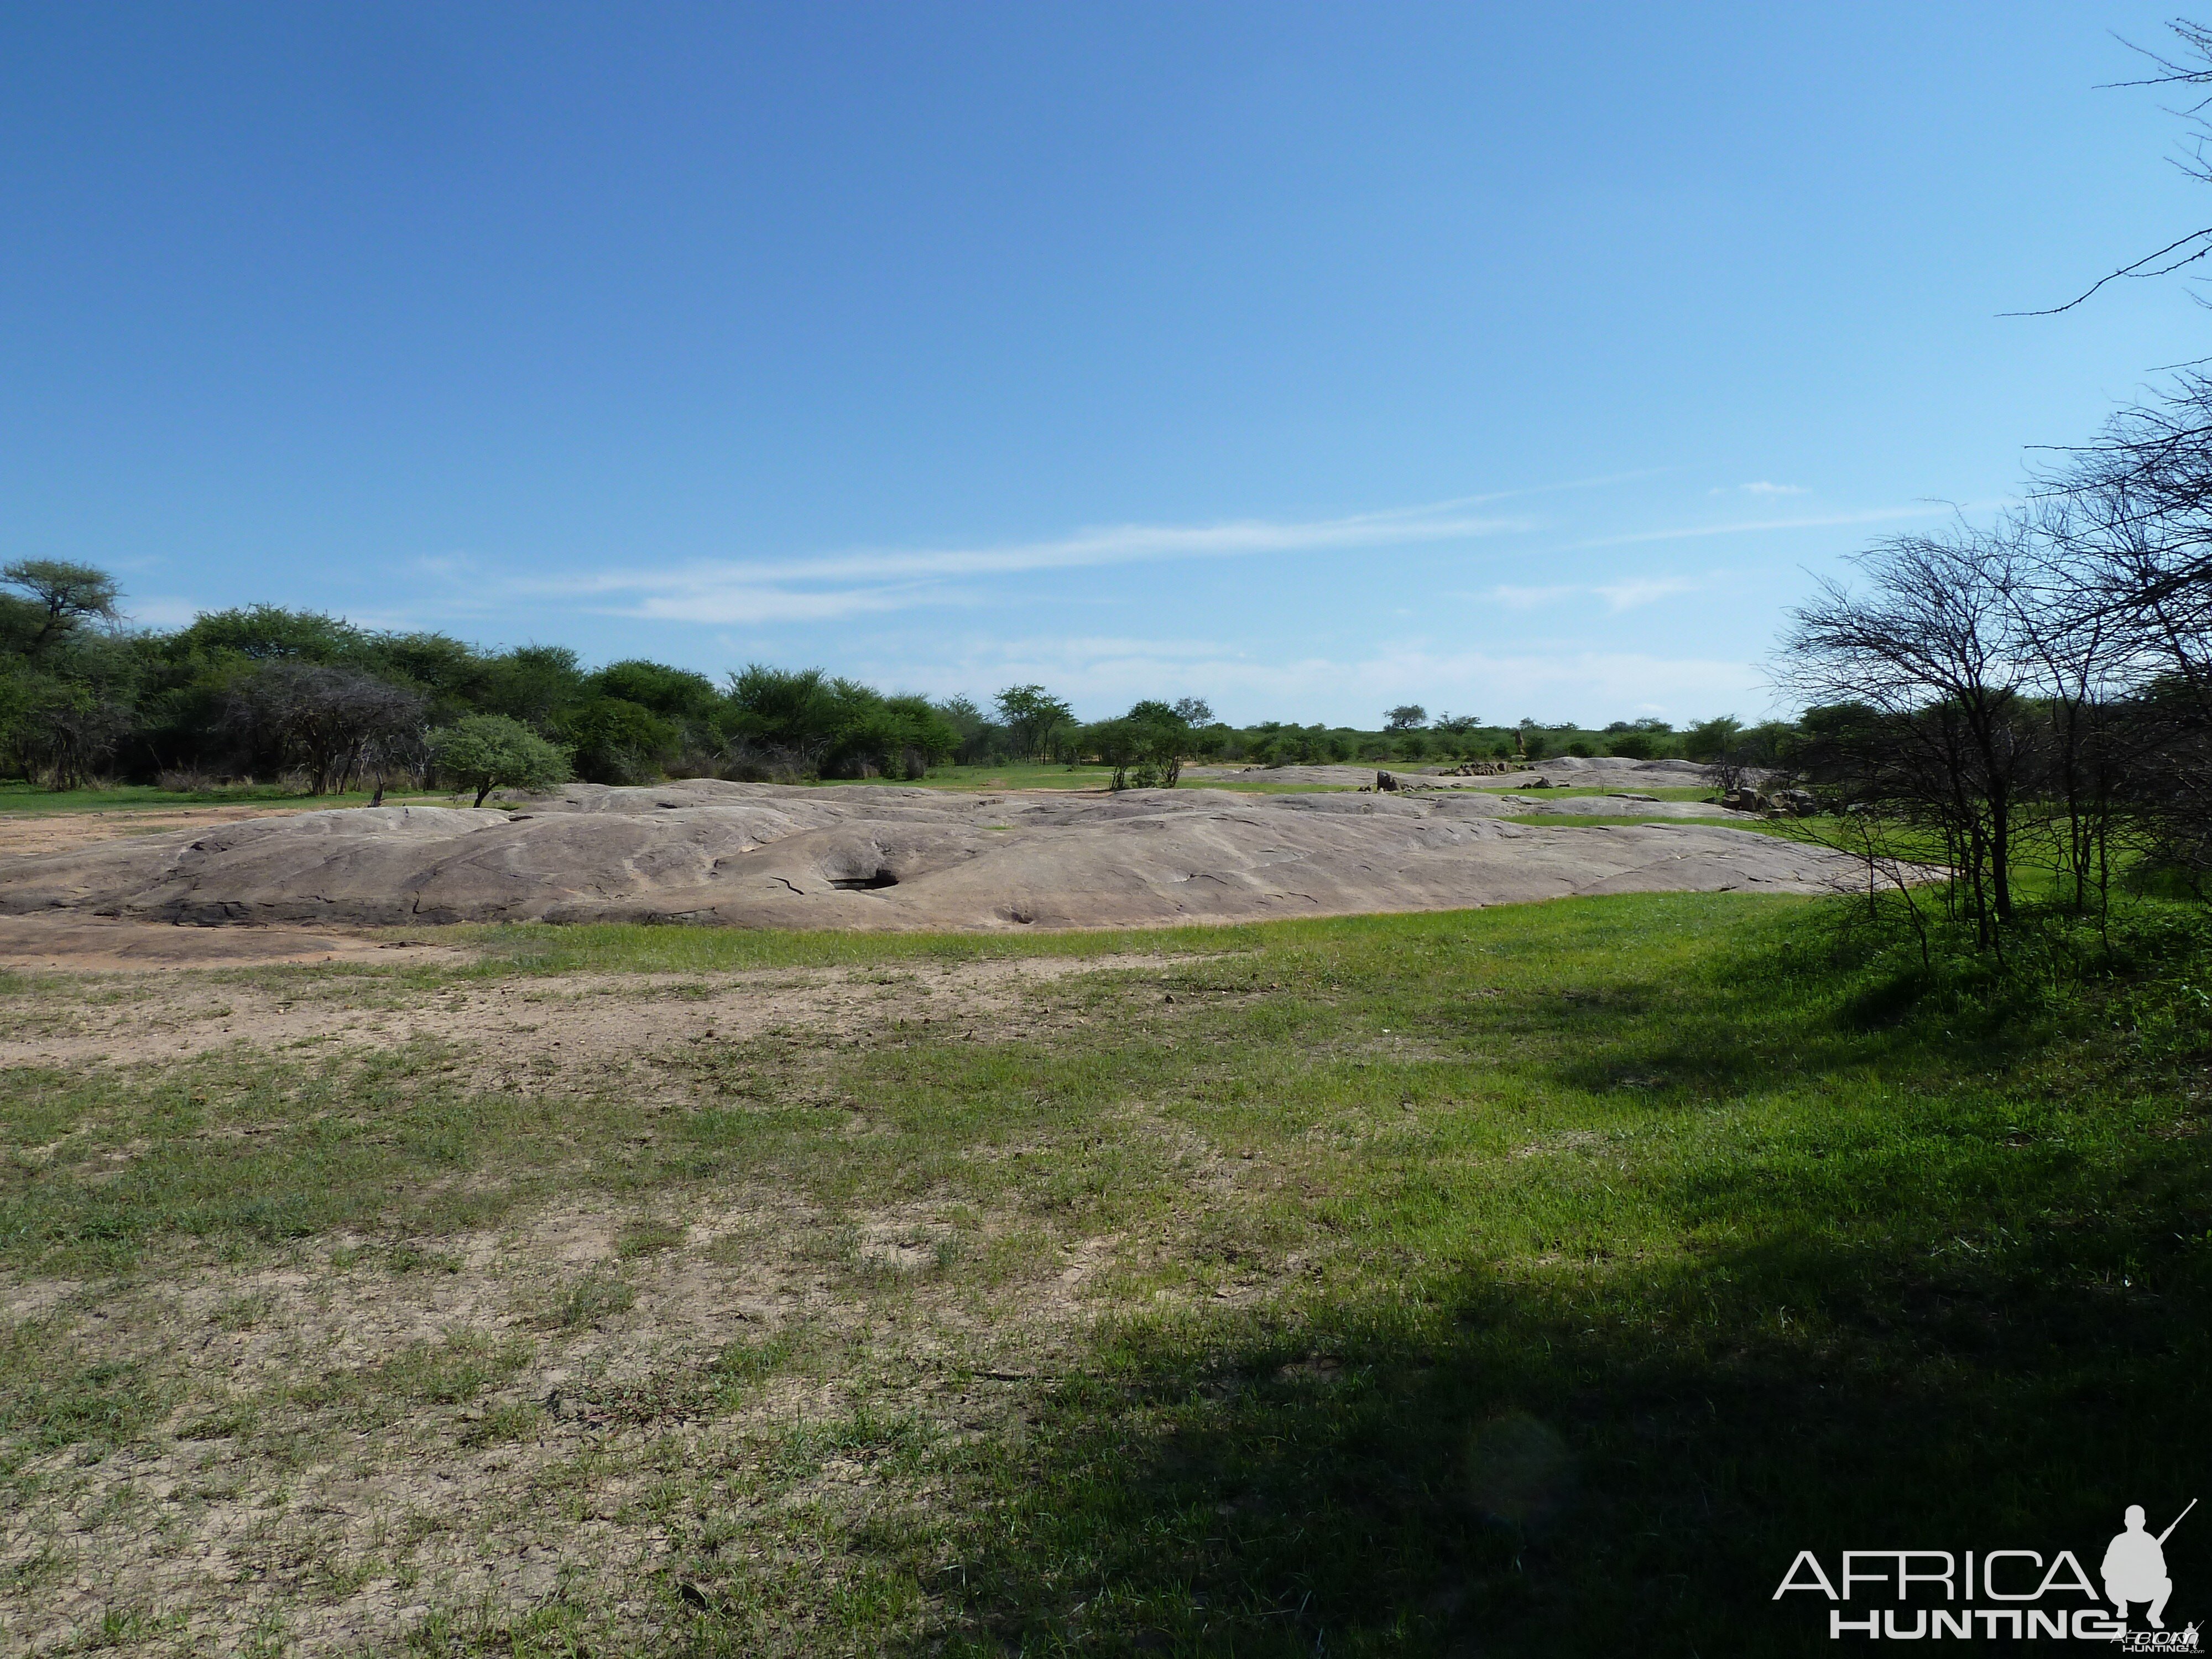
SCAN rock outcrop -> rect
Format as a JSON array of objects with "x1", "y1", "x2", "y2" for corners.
[{"x1": 0, "y1": 779, "x2": 1880, "y2": 932}]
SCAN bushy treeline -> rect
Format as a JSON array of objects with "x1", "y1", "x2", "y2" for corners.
[
  {"x1": 0, "y1": 580, "x2": 965, "y2": 794},
  {"x1": 0, "y1": 578, "x2": 1773, "y2": 799},
  {"x1": 1215, "y1": 713, "x2": 1798, "y2": 769}
]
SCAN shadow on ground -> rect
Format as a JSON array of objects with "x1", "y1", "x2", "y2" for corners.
[{"x1": 879, "y1": 1149, "x2": 2212, "y2": 1656}]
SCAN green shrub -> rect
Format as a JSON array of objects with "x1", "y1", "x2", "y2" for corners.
[{"x1": 427, "y1": 715, "x2": 573, "y2": 807}]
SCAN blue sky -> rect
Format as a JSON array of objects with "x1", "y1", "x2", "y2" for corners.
[{"x1": 3, "y1": 3, "x2": 2206, "y2": 727}]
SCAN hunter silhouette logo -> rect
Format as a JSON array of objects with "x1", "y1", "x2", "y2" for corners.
[
  {"x1": 2106, "y1": 1501, "x2": 2192, "y2": 1630},
  {"x1": 1775, "y1": 1499, "x2": 2200, "y2": 1643}
]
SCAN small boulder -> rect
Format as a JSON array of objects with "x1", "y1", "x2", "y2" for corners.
[{"x1": 1376, "y1": 771, "x2": 1401, "y2": 791}]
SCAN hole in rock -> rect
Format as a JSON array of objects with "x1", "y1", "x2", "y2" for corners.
[{"x1": 828, "y1": 869, "x2": 899, "y2": 891}]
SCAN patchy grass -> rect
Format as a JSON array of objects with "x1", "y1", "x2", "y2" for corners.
[
  {"x1": 1510, "y1": 811, "x2": 1772, "y2": 830},
  {"x1": 1453, "y1": 782, "x2": 1720, "y2": 800},
  {"x1": 0, "y1": 780, "x2": 446, "y2": 816},
  {"x1": 813, "y1": 761, "x2": 1363, "y2": 795},
  {"x1": 1, "y1": 893, "x2": 2207, "y2": 1655},
  {"x1": 426, "y1": 915, "x2": 1271, "y2": 977}
]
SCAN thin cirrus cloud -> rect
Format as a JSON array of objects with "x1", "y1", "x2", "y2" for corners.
[
  {"x1": 859, "y1": 636, "x2": 1767, "y2": 726},
  {"x1": 1489, "y1": 575, "x2": 1704, "y2": 613},
  {"x1": 1569, "y1": 501, "x2": 1956, "y2": 551},
  {"x1": 1708, "y1": 481, "x2": 1809, "y2": 497},
  {"x1": 534, "y1": 499, "x2": 1538, "y2": 624}
]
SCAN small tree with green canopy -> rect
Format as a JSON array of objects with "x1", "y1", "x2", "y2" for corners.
[
  {"x1": 2, "y1": 560, "x2": 120, "y2": 656},
  {"x1": 995, "y1": 685, "x2": 1074, "y2": 760},
  {"x1": 1125, "y1": 700, "x2": 1198, "y2": 785},
  {"x1": 1078, "y1": 701, "x2": 1197, "y2": 788},
  {"x1": 1685, "y1": 715, "x2": 1749, "y2": 791},
  {"x1": 428, "y1": 714, "x2": 573, "y2": 807},
  {"x1": 1384, "y1": 704, "x2": 1427, "y2": 732},
  {"x1": 1083, "y1": 717, "x2": 1142, "y2": 789}
]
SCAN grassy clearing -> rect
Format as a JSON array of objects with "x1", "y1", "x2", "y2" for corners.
[
  {"x1": 431, "y1": 916, "x2": 1280, "y2": 976},
  {"x1": 1507, "y1": 811, "x2": 1764, "y2": 830},
  {"x1": 0, "y1": 780, "x2": 451, "y2": 816},
  {"x1": 0, "y1": 766, "x2": 1362, "y2": 817},
  {"x1": 821, "y1": 761, "x2": 1358, "y2": 794},
  {"x1": 1448, "y1": 782, "x2": 1720, "y2": 801},
  {"x1": 1, "y1": 894, "x2": 2206, "y2": 1654}
]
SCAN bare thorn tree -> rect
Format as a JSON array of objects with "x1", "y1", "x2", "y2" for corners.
[
  {"x1": 1779, "y1": 523, "x2": 2038, "y2": 950},
  {"x1": 223, "y1": 664, "x2": 426, "y2": 796}
]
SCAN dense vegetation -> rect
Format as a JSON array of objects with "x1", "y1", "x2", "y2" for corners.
[{"x1": 0, "y1": 569, "x2": 1781, "y2": 797}]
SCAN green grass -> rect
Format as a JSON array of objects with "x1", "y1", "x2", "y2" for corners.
[
  {"x1": 1511, "y1": 811, "x2": 1766, "y2": 830},
  {"x1": 825, "y1": 761, "x2": 1359, "y2": 795},
  {"x1": 0, "y1": 779, "x2": 446, "y2": 815},
  {"x1": 431, "y1": 916, "x2": 1269, "y2": 976},
  {"x1": 5, "y1": 893, "x2": 2209, "y2": 1653},
  {"x1": 1450, "y1": 782, "x2": 1721, "y2": 800}
]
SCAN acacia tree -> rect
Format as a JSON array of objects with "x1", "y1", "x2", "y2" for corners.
[
  {"x1": 1078, "y1": 702, "x2": 1198, "y2": 789},
  {"x1": 1684, "y1": 716, "x2": 1749, "y2": 793},
  {"x1": 1, "y1": 560, "x2": 119, "y2": 655},
  {"x1": 995, "y1": 685, "x2": 1074, "y2": 760},
  {"x1": 1126, "y1": 700, "x2": 1194, "y2": 786},
  {"x1": 429, "y1": 714, "x2": 573, "y2": 807},
  {"x1": 1084, "y1": 717, "x2": 1142, "y2": 790},
  {"x1": 1781, "y1": 525, "x2": 2038, "y2": 947},
  {"x1": 15, "y1": 681, "x2": 134, "y2": 790},
  {"x1": 222, "y1": 662, "x2": 426, "y2": 795}
]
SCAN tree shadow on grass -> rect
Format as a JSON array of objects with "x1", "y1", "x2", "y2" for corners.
[
  {"x1": 886, "y1": 1133, "x2": 2212, "y2": 1657},
  {"x1": 863, "y1": 913, "x2": 2212, "y2": 1656}
]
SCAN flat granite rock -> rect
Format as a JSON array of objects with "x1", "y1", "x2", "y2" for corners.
[{"x1": 0, "y1": 779, "x2": 1868, "y2": 932}]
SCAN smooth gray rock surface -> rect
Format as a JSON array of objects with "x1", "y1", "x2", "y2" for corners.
[{"x1": 0, "y1": 779, "x2": 1865, "y2": 931}]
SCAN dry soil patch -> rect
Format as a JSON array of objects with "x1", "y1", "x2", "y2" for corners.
[{"x1": 0, "y1": 950, "x2": 1206, "y2": 1071}]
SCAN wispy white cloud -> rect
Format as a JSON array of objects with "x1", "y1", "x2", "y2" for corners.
[
  {"x1": 1491, "y1": 583, "x2": 1579, "y2": 609},
  {"x1": 1489, "y1": 575, "x2": 1702, "y2": 613},
  {"x1": 1593, "y1": 575, "x2": 1702, "y2": 610},
  {"x1": 844, "y1": 634, "x2": 1772, "y2": 727},
  {"x1": 1569, "y1": 502, "x2": 1954, "y2": 551},
  {"x1": 1708, "y1": 481, "x2": 1808, "y2": 497},
  {"x1": 535, "y1": 500, "x2": 1538, "y2": 623},
  {"x1": 121, "y1": 596, "x2": 202, "y2": 628}
]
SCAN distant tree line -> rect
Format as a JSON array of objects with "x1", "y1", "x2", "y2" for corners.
[
  {"x1": 0, "y1": 587, "x2": 967, "y2": 796},
  {"x1": 0, "y1": 573, "x2": 1764, "y2": 801}
]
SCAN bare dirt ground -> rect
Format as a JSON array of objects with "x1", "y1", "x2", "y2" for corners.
[
  {"x1": 0, "y1": 915, "x2": 466, "y2": 971},
  {"x1": 2, "y1": 947, "x2": 1220, "y2": 1656},
  {"x1": 0, "y1": 807, "x2": 307, "y2": 862},
  {"x1": 0, "y1": 947, "x2": 1185, "y2": 1071}
]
